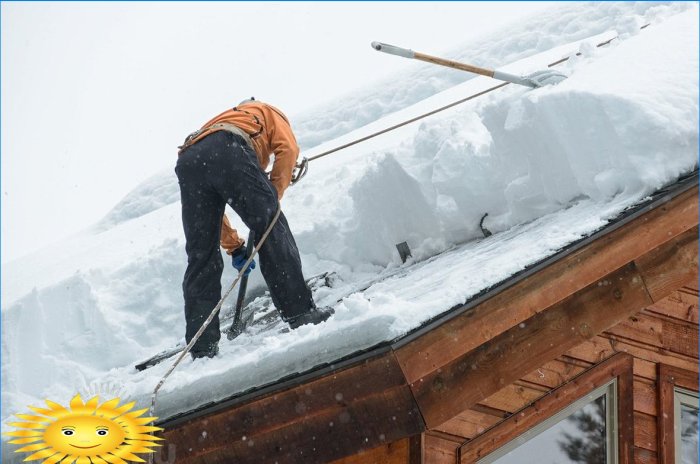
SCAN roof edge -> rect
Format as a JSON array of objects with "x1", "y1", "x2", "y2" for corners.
[{"x1": 158, "y1": 169, "x2": 698, "y2": 428}]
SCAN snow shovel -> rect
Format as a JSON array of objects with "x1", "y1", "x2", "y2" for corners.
[
  {"x1": 371, "y1": 41, "x2": 567, "y2": 88},
  {"x1": 226, "y1": 230, "x2": 256, "y2": 340}
]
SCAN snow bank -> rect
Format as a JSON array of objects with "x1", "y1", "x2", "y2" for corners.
[
  {"x1": 293, "y1": 8, "x2": 698, "y2": 268},
  {"x1": 96, "y1": 169, "x2": 179, "y2": 230},
  {"x1": 2, "y1": 3, "x2": 698, "y2": 447},
  {"x1": 294, "y1": 1, "x2": 693, "y2": 149}
]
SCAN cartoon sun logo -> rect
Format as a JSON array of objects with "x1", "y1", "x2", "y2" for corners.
[{"x1": 4, "y1": 394, "x2": 163, "y2": 463}]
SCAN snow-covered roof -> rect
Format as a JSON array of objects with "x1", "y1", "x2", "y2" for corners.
[
  {"x1": 2, "y1": 4, "x2": 698, "y2": 461},
  {"x1": 160, "y1": 171, "x2": 698, "y2": 428},
  {"x1": 153, "y1": 174, "x2": 697, "y2": 464}
]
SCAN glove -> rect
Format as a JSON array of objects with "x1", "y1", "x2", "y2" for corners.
[{"x1": 231, "y1": 246, "x2": 256, "y2": 276}]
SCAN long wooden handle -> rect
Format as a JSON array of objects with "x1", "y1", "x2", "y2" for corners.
[
  {"x1": 371, "y1": 41, "x2": 495, "y2": 77},
  {"x1": 413, "y1": 51, "x2": 495, "y2": 78},
  {"x1": 371, "y1": 41, "x2": 537, "y2": 88}
]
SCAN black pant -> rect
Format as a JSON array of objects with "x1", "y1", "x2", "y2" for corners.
[{"x1": 175, "y1": 130, "x2": 313, "y2": 353}]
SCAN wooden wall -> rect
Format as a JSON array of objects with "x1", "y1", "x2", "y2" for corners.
[
  {"x1": 336, "y1": 284, "x2": 698, "y2": 464},
  {"x1": 456, "y1": 284, "x2": 699, "y2": 464}
]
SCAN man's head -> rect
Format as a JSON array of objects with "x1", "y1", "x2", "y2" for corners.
[{"x1": 238, "y1": 97, "x2": 256, "y2": 106}]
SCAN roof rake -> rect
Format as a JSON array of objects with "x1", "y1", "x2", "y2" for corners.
[{"x1": 371, "y1": 41, "x2": 567, "y2": 88}]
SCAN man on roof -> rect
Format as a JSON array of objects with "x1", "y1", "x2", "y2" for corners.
[{"x1": 176, "y1": 98, "x2": 333, "y2": 360}]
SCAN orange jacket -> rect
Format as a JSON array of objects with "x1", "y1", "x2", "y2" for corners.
[{"x1": 185, "y1": 101, "x2": 300, "y2": 253}]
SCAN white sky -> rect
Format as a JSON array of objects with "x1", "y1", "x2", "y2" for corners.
[{"x1": 1, "y1": 1, "x2": 547, "y2": 263}]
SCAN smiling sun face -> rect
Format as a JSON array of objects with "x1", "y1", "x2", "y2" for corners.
[
  {"x1": 44, "y1": 415, "x2": 126, "y2": 456},
  {"x1": 4, "y1": 394, "x2": 163, "y2": 463}
]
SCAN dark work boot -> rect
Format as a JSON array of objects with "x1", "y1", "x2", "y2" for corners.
[
  {"x1": 190, "y1": 343, "x2": 219, "y2": 361},
  {"x1": 287, "y1": 307, "x2": 334, "y2": 330}
]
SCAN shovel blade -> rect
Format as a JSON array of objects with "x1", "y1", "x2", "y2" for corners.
[
  {"x1": 525, "y1": 69, "x2": 568, "y2": 87},
  {"x1": 226, "y1": 309, "x2": 255, "y2": 340}
]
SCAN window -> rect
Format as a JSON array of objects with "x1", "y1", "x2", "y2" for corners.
[
  {"x1": 658, "y1": 364, "x2": 699, "y2": 464},
  {"x1": 675, "y1": 388, "x2": 699, "y2": 464},
  {"x1": 477, "y1": 382, "x2": 617, "y2": 464},
  {"x1": 459, "y1": 354, "x2": 634, "y2": 464}
]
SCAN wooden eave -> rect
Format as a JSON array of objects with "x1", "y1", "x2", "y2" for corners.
[{"x1": 159, "y1": 175, "x2": 698, "y2": 464}]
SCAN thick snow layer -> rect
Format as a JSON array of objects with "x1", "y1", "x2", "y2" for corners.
[
  {"x1": 293, "y1": 1, "x2": 693, "y2": 149},
  {"x1": 2, "y1": 2, "x2": 698, "y2": 452},
  {"x1": 48, "y1": 1, "x2": 693, "y2": 232}
]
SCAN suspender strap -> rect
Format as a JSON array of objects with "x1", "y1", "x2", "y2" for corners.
[{"x1": 178, "y1": 122, "x2": 255, "y2": 154}]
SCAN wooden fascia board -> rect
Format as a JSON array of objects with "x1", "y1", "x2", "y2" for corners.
[
  {"x1": 635, "y1": 226, "x2": 700, "y2": 302},
  {"x1": 395, "y1": 186, "x2": 698, "y2": 386},
  {"x1": 161, "y1": 351, "x2": 424, "y2": 464},
  {"x1": 408, "y1": 224, "x2": 697, "y2": 428},
  {"x1": 410, "y1": 258, "x2": 653, "y2": 428}
]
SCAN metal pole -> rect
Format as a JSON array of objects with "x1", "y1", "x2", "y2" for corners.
[
  {"x1": 371, "y1": 41, "x2": 540, "y2": 88},
  {"x1": 227, "y1": 230, "x2": 256, "y2": 339}
]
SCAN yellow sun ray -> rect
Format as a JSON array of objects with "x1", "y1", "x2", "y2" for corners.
[
  {"x1": 124, "y1": 440, "x2": 161, "y2": 448},
  {"x1": 27, "y1": 406, "x2": 54, "y2": 417},
  {"x1": 120, "y1": 408, "x2": 148, "y2": 419},
  {"x1": 84, "y1": 396, "x2": 100, "y2": 410},
  {"x1": 75, "y1": 456, "x2": 91, "y2": 464},
  {"x1": 7, "y1": 421, "x2": 47, "y2": 430},
  {"x1": 3, "y1": 430, "x2": 43, "y2": 437},
  {"x1": 95, "y1": 398, "x2": 121, "y2": 418},
  {"x1": 112, "y1": 401, "x2": 136, "y2": 415},
  {"x1": 69, "y1": 395, "x2": 85, "y2": 409},
  {"x1": 28, "y1": 403, "x2": 69, "y2": 419},
  {"x1": 69, "y1": 394, "x2": 98, "y2": 415},
  {"x1": 126, "y1": 417, "x2": 158, "y2": 426},
  {"x1": 125, "y1": 445, "x2": 160, "y2": 454},
  {"x1": 24, "y1": 448, "x2": 58, "y2": 461},
  {"x1": 16, "y1": 414, "x2": 52, "y2": 423},
  {"x1": 111, "y1": 447, "x2": 146, "y2": 463},
  {"x1": 42, "y1": 452, "x2": 67, "y2": 464},
  {"x1": 8, "y1": 437, "x2": 43, "y2": 445},
  {"x1": 129, "y1": 426, "x2": 163, "y2": 434},
  {"x1": 44, "y1": 400, "x2": 69, "y2": 414},
  {"x1": 124, "y1": 440, "x2": 162, "y2": 448},
  {"x1": 15, "y1": 442, "x2": 50, "y2": 453},
  {"x1": 91, "y1": 456, "x2": 110, "y2": 464},
  {"x1": 122, "y1": 433, "x2": 165, "y2": 441},
  {"x1": 101, "y1": 453, "x2": 128, "y2": 464}
]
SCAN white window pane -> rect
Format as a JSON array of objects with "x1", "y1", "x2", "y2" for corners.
[
  {"x1": 489, "y1": 395, "x2": 607, "y2": 464},
  {"x1": 680, "y1": 403, "x2": 698, "y2": 464}
]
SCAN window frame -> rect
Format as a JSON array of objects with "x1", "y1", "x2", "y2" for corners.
[
  {"x1": 459, "y1": 353, "x2": 634, "y2": 464},
  {"x1": 674, "y1": 387, "x2": 699, "y2": 464},
  {"x1": 658, "y1": 364, "x2": 699, "y2": 464},
  {"x1": 477, "y1": 380, "x2": 617, "y2": 464}
]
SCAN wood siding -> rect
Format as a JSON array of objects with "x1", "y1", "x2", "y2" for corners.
[
  {"x1": 375, "y1": 289, "x2": 698, "y2": 464},
  {"x1": 449, "y1": 284, "x2": 699, "y2": 464}
]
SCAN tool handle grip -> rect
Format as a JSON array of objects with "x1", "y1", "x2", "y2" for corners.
[
  {"x1": 372, "y1": 40, "x2": 495, "y2": 78},
  {"x1": 371, "y1": 41, "x2": 415, "y2": 59},
  {"x1": 233, "y1": 231, "x2": 256, "y2": 322},
  {"x1": 413, "y1": 52, "x2": 495, "y2": 78}
]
